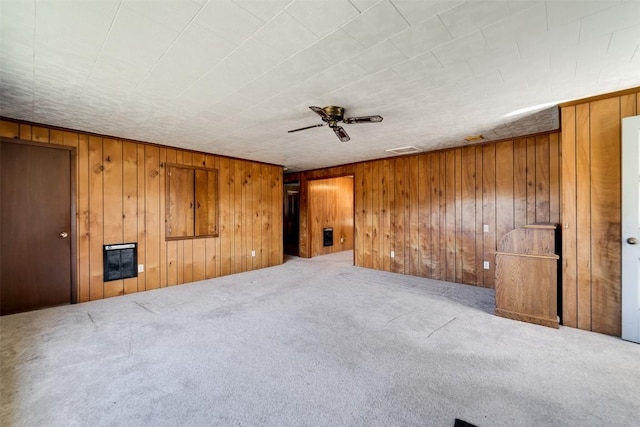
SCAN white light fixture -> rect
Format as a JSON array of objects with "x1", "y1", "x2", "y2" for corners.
[
  {"x1": 504, "y1": 100, "x2": 565, "y2": 118},
  {"x1": 385, "y1": 146, "x2": 422, "y2": 155}
]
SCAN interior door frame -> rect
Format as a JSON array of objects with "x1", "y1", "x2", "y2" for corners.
[
  {"x1": 621, "y1": 116, "x2": 640, "y2": 343},
  {"x1": 1, "y1": 137, "x2": 78, "y2": 305}
]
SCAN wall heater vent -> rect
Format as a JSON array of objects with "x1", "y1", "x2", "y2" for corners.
[{"x1": 103, "y1": 243, "x2": 137, "y2": 282}]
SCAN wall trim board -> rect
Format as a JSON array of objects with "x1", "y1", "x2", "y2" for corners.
[
  {"x1": 0, "y1": 116, "x2": 283, "y2": 169},
  {"x1": 559, "y1": 86, "x2": 640, "y2": 108},
  {"x1": 284, "y1": 130, "x2": 561, "y2": 178}
]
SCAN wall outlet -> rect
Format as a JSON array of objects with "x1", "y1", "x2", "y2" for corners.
[
  {"x1": 251, "y1": 250, "x2": 256, "y2": 257},
  {"x1": 483, "y1": 224, "x2": 489, "y2": 233},
  {"x1": 138, "y1": 264, "x2": 144, "y2": 273},
  {"x1": 390, "y1": 250, "x2": 395, "y2": 258},
  {"x1": 483, "y1": 261, "x2": 490, "y2": 270}
]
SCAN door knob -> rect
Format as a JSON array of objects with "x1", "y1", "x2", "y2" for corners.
[
  {"x1": 627, "y1": 237, "x2": 638, "y2": 245},
  {"x1": 59, "y1": 232, "x2": 69, "y2": 238}
]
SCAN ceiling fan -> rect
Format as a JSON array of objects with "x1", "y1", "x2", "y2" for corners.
[{"x1": 287, "y1": 106, "x2": 383, "y2": 142}]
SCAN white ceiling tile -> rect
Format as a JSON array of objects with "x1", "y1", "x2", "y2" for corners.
[
  {"x1": 233, "y1": 50, "x2": 330, "y2": 105},
  {"x1": 352, "y1": 40, "x2": 407, "y2": 73},
  {"x1": 304, "y1": 29, "x2": 366, "y2": 65},
  {"x1": 506, "y1": 0, "x2": 544, "y2": 14},
  {"x1": 257, "y1": 89, "x2": 313, "y2": 113},
  {"x1": 568, "y1": 33, "x2": 611, "y2": 61},
  {"x1": 363, "y1": 76, "x2": 435, "y2": 108},
  {"x1": 579, "y1": 1, "x2": 640, "y2": 40},
  {"x1": 546, "y1": 0, "x2": 620, "y2": 30},
  {"x1": 328, "y1": 68, "x2": 403, "y2": 106},
  {"x1": 253, "y1": 11, "x2": 319, "y2": 58},
  {"x1": 341, "y1": 0, "x2": 409, "y2": 48},
  {"x1": 136, "y1": 23, "x2": 235, "y2": 98},
  {"x1": 595, "y1": 59, "x2": 638, "y2": 86},
  {"x1": 85, "y1": 56, "x2": 149, "y2": 97},
  {"x1": 225, "y1": 36, "x2": 287, "y2": 78},
  {"x1": 481, "y1": 2, "x2": 547, "y2": 48},
  {"x1": 285, "y1": 0, "x2": 359, "y2": 38},
  {"x1": 0, "y1": 76, "x2": 33, "y2": 99},
  {"x1": 178, "y1": 59, "x2": 255, "y2": 106},
  {"x1": 0, "y1": 40, "x2": 34, "y2": 72},
  {"x1": 268, "y1": 50, "x2": 331, "y2": 84},
  {"x1": 122, "y1": 0, "x2": 202, "y2": 31},
  {"x1": 575, "y1": 40, "x2": 633, "y2": 71},
  {"x1": 424, "y1": 61, "x2": 474, "y2": 87},
  {"x1": 100, "y1": 6, "x2": 181, "y2": 69},
  {"x1": 36, "y1": 0, "x2": 119, "y2": 50},
  {"x1": 632, "y1": 46, "x2": 640, "y2": 63},
  {"x1": 391, "y1": 0, "x2": 464, "y2": 25},
  {"x1": 35, "y1": 37, "x2": 98, "y2": 69},
  {"x1": 232, "y1": 0, "x2": 291, "y2": 22},
  {"x1": 517, "y1": 20, "x2": 580, "y2": 59},
  {"x1": 466, "y1": 43, "x2": 520, "y2": 73},
  {"x1": 499, "y1": 56, "x2": 551, "y2": 84},
  {"x1": 608, "y1": 24, "x2": 640, "y2": 59},
  {"x1": 194, "y1": 0, "x2": 266, "y2": 45},
  {"x1": 1, "y1": 0, "x2": 639, "y2": 171},
  {"x1": 548, "y1": 52, "x2": 577, "y2": 76},
  {"x1": 272, "y1": 61, "x2": 369, "y2": 108},
  {"x1": 438, "y1": 1, "x2": 510, "y2": 38},
  {"x1": 391, "y1": 52, "x2": 442, "y2": 81},
  {"x1": 34, "y1": 46, "x2": 94, "y2": 84},
  {"x1": 349, "y1": 0, "x2": 379, "y2": 13},
  {"x1": 206, "y1": 94, "x2": 257, "y2": 117},
  {"x1": 390, "y1": 16, "x2": 452, "y2": 57},
  {"x1": 33, "y1": 37, "x2": 102, "y2": 83},
  {"x1": 1, "y1": 0, "x2": 35, "y2": 47},
  {"x1": 431, "y1": 31, "x2": 487, "y2": 67}
]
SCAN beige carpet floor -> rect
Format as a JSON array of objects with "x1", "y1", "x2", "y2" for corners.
[{"x1": 1, "y1": 250, "x2": 639, "y2": 426}]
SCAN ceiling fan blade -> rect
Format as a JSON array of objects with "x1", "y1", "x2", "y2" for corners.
[
  {"x1": 333, "y1": 126, "x2": 350, "y2": 142},
  {"x1": 343, "y1": 115, "x2": 383, "y2": 124},
  {"x1": 287, "y1": 123, "x2": 325, "y2": 133},
  {"x1": 309, "y1": 106, "x2": 328, "y2": 118}
]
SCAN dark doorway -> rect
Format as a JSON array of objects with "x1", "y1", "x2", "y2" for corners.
[
  {"x1": 1, "y1": 140, "x2": 75, "y2": 315},
  {"x1": 283, "y1": 182, "x2": 300, "y2": 256}
]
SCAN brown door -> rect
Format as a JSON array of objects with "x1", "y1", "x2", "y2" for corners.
[{"x1": 1, "y1": 140, "x2": 74, "y2": 315}]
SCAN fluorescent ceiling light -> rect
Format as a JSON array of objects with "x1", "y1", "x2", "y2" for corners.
[
  {"x1": 504, "y1": 101, "x2": 565, "y2": 118},
  {"x1": 385, "y1": 146, "x2": 422, "y2": 155}
]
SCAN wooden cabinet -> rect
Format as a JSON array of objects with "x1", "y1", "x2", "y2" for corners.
[
  {"x1": 495, "y1": 223, "x2": 560, "y2": 328},
  {"x1": 166, "y1": 164, "x2": 218, "y2": 239},
  {"x1": 194, "y1": 169, "x2": 218, "y2": 236}
]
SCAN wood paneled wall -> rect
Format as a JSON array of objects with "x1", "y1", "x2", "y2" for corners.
[
  {"x1": 0, "y1": 119, "x2": 283, "y2": 302},
  {"x1": 287, "y1": 134, "x2": 560, "y2": 289},
  {"x1": 308, "y1": 176, "x2": 354, "y2": 257},
  {"x1": 353, "y1": 137, "x2": 560, "y2": 287},
  {"x1": 560, "y1": 88, "x2": 639, "y2": 336}
]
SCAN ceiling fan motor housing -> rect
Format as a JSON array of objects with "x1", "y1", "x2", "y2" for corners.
[
  {"x1": 287, "y1": 105, "x2": 382, "y2": 143},
  {"x1": 321, "y1": 106, "x2": 344, "y2": 123}
]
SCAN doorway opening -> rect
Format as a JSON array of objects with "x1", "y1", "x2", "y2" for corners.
[
  {"x1": 283, "y1": 181, "x2": 300, "y2": 256},
  {"x1": 307, "y1": 176, "x2": 354, "y2": 258}
]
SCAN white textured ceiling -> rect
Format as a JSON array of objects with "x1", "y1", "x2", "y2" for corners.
[{"x1": 1, "y1": 0, "x2": 639, "y2": 172}]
